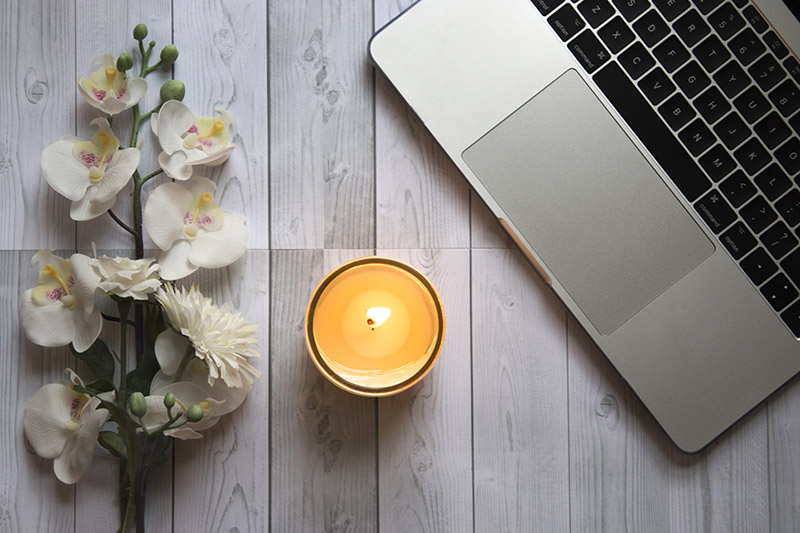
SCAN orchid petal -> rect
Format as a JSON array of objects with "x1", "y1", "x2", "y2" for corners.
[
  {"x1": 41, "y1": 139, "x2": 91, "y2": 201},
  {"x1": 158, "y1": 151, "x2": 193, "y2": 181},
  {"x1": 20, "y1": 289, "x2": 76, "y2": 347},
  {"x1": 22, "y1": 384, "x2": 74, "y2": 459},
  {"x1": 144, "y1": 182, "x2": 193, "y2": 250},
  {"x1": 53, "y1": 402, "x2": 109, "y2": 484},
  {"x1": 157, "y1": 240, "x2": 197, "y2": 281},
  {"x1": 68, "y1": 253, "x2": 101, "y2": 315},
  {"x1": 188, "y1": 214, "x2": 248, "y2": 269},
  {"x1": 91, "y1": 147, "x2": 139, "y2": 205},
  {"x1": 156, "y1": 101, "x2": 196, "y2": 155},
  {"x1": 70, "y1": 307, "x2": 102, "y2": 354},
  {"x1": 154, "y1": 329, "x2": 188, "y2": 376},
  {"x1": 70, "y1": 189, "x2": 117, "y2": 221}
]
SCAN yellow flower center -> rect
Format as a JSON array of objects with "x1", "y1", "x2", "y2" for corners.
[
  {"x1": 191, "y1": 193, "x2": 213, "y2": 224},
  {"x1": 65, "y1": 385, "x2": 90, "y2": 432},
  {"x1": 42, "y1": 264, "x2": 71, "y2": 296},
  {"x1": 105, "y1": 66, "x2": 117, "y2": 88},
  {"x1": 198, "y1": 120, "x2": 224, "y2": 139},
  {"x1": 198, "y1": 401, "x2": 210, "y2": 410}
]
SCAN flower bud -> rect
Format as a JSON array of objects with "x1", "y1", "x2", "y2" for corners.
[
  {"x1": 133, "y1": 24, "x2": 148, "y2": 41},
  {"x1": 160, "y1": 44, "x2": 179, "y2": 65},
  {"x1": 116, "y1": 53, "x2": 134, "y2": 72},
  {"x1": 160, "y1": 79, "x2": 185, "y2": 102},
  {"x1": 163, "y1": 392, "x2": 176, "y2": 409},
  {"x1": 186, "y1": 404, "x2": 204, "y2": 423},
  {"x1": 129, "y1": 392, "x2": 147, "y2": 417}
]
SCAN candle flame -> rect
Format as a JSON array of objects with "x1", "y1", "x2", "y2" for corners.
[{"x1": 366, "y1": 307, "x2": 391, "y2": 329}]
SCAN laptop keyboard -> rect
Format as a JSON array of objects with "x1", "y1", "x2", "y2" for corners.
[{"x1": 532, "y1": 0, "x2": 800, "y2": 337}]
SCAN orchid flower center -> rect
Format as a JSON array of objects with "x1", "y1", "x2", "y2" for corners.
[
  {"x1": 88, "y1": 132, "x2": 112, "y2": 182},
  {"x1": 184, "y1": 193, "x2": 214, "y2": 238},
  {"x1": 198, "y1": 120, "x2": 224, "y2": 139},
  {"x1": 105, "y1": 66, "x2": 117, "y2": 88},
  {"x1": 65, "y1": 385, "x2": 90, "y2": 432},
  {"x1": 42, "y1": 264, "x2": 77, "y2": 308},
  {"x1": 183, "y1": 120, "x2": 225, "y2": 149}
]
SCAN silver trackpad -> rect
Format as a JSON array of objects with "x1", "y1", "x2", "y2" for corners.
[{"x1": 463, "y1": 69, "x2": 714, "y2": 334}]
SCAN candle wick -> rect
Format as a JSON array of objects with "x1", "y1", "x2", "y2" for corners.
[{"x1": 367, "y1": 318, "x2": 375, "y2": 327}]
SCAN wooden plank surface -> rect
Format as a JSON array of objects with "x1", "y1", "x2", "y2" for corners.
[{"x1": 3, "y1": 1, "x2": 799, "y2": 532}]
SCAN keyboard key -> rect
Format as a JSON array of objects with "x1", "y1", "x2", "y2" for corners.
[
  {"x1": 674, "y1": 10, "x2": 710, "y2": 47},
  {"x1": 754, "y1": 163, "x2": 792, "y2": 200},
  {"x1": 720, "y1": 169, "x2": 756, "y2": 206},
  {"x1": 782, "y1": 248, "x2": 800, "y2": 288},
  {"x1": 568, "y1": 31, "x2": 611, "y2": 72},
  {"x1": 691, "y1": 0, "x2": 722, "y2": 15},
  {"x1": 674, "y1": 60, "x2": 710, "y2": 98},
  {"x1": 633, "y1": 10, "x2": 670, "y2": 46},
  {"x1": 733, "y1": 86, "x2": 771, "y2": 123},
  {"x1": 594, "y1": 62, "x2": 712, "y2": 200},
  {"x1": 708, "y1": 3, "x2": 745, "y2": 41},
  {"x1": 695, "y1": 190, "x2": 736, "y2": 232},
  {"x1": 741, "y1": 247, "x2": 778, "y2": 285},
  {"x1": 714, "y1": 112, "x2": 750, "y2": 149},
  {"x1": 653, "y1": 0, "x2": 689, "y2": 20},
  {"x1": 679, "y1": 119, "x2": 716, "y2": 155},
  {"x1": 548, "y1": 4, "x2": 586, "y2": 41},
  {"x1": 619, "y1": 42, "x2": 655, "y2": 78},
  {"x1": 734, "y1": 137, "x2": 771, "y2": 175},
  {"x1": 791, "y1": 114, "x2": 800, "y2": 138},
  {"x1": 713, "y1": 61, "x2": 751, "y2": 98},
  {"x1": 780, "y1": 300, "x2": 800, "y2": 337},
  {"x1": 699, "y1": 144, "x2": 736, "y2": 180},
  {"x1": 748, "y1": 54, "x2": 787, "y2": 92},
  {"x1": 742, "y1": 5, "x2": 768, "y2": 33},
  {"x1": 653, "y1": 35, "x2": 690, "y2": 72},
  {"x1": 694, "y1": 86, "x2": 731, "y2": 124},
  {"x1": 532, "y1": 0, "x2": 567, "y2": 15},
  {"x1": 612, "y1": 0, "x2": 651, "y2": 21},
  {"x1": 760, "y1": 273, "x2": 799, "y2": 310},
  {"x1": 763, "y1": 31, "x2": 788, "y2": 60},
  {"x1": 754, "y1": 112, "x2": 791, "y2": 149},
  {"x1": 598, "y1": 17, "x2": 635, "y2": 53},
  {"x1": 659, "y1": 92, "x2": 696, "y2": 129},
  {"x1": 695, "y1": 35, "x2": 731, "y2": 72},
  {"x1": 578, "y1": 0, "x2": 616, "y2": 27},
  {"x1": 720, "y1": 221, "x2": 757, "y2": 259},
  {"x1": 741, "y1": 195, "x2": 778, "y2": 233},
  {"x1": 775, "y1": 138, "x2": 800, "y2": 175},
  {"x1": 638, "y1": 67, "x2": 676, "y2": 103},
  {"x1": 769, "y1": 79, "x2": 800, "y2": 118},
  {"x1": 762, "y1": 221, "x2": 799, "y2": 259},
  {"x1": 786, "y1": 57, "x2": 800, "y2": 83},
  {"x1": 729, "y1": 28, "x2": 766, "y2": 66},
  {"x1": 776, "y1": 189, "x2": 800, "y2": 227}
]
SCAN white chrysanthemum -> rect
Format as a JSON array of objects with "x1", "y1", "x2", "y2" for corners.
[{"x1": 155, "y1": 284, "x2": 260, "y2": 388}]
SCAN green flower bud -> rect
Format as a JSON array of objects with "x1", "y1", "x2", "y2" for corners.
[
  {"x1": 116, "y1": 53, "x2": 134, "y2": 72},
  {"x1": 160, "y1": 79, "x2": 185, "y2": 102},
  {"x1": 163, "y1": 392, "x2": 176, "y2": 409},
  {"x1": 133, "y1": 24, "x2": 148, "y2": 41},
  {"x1": 129, "y1": 392, "x2": 147, "y2": 418},
  {"x1": 160, "y1": 44, "x2": 179, "y2": 65},
  {"x1": 186, "y1": 404, "x2": 204, "y2": 423}
]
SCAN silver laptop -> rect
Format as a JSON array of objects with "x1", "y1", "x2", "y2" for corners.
[{"x1": 370, "y1": 0, "x2": 800, "y2": 452}]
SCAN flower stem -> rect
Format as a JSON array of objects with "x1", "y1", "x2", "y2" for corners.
[
  {"x1": 117, "y1": 301, "x2": 131, "y2": 399},
  {"x1": 108, "y1": 209, "x2": 137, "y2": 236},
  {"x1": 172, "y1": 343, "x2": 195, "y2": 383},
  {"x1": 141, "y1": 168, "x2": 163, "y2": 184}
]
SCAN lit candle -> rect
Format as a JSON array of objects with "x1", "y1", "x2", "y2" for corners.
[{"x1": 305, "y1": 257, "x2": 445, "y2": 396}]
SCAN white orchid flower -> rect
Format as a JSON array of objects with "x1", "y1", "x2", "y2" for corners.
[
  {"x1": 41, "y1": 118, "x2": 140, "y2": 221},
  {"x1": 151, "y1": 100, "x2": 235, "y2": 180},
  {"x1": 23, "y1": 369, "x2": 113, "y2": 484},
  {"x1": 143, "y1": 177, "x2": 248, "y2": 280},
  {"x1": 20, "y1": 250, "x2": 102, "y2": 353},
  {"x1": 89, "y1": 250, "x2": 161, "y2": 300},
  {"x1": 78, "y1": 54, "x2": 146, "y2": 115},
  {"x1": 137, "y1": 381, "x2": 224, "y2": 440}
]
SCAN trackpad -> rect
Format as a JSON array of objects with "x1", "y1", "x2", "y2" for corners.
[{"x1": 463, "y1": 69, "x2": 714, "y2": 335}]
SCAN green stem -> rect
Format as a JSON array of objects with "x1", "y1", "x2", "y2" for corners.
[
  {"x1": 117, "y1": 301, "x2": 132, "y2": 399},
  {"x1": 172, "y1": 343, "x2": 195, "y2": 383},
  {"x1": 107, "y1": 209, "x2": 137, "y2": 236},
  {"x1": 140, "y1": 169, "x2": 163, "y2": 184}
]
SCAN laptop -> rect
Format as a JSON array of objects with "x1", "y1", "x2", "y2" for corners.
[{"x1": 369, "y1": 0, "x2": 800, "y2": 452}]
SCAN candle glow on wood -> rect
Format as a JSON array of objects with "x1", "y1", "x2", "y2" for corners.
[{"x1": 305, "y1": 257, "x2": 444, "y2": 396}]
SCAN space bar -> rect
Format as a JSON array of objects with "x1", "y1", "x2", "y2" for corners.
[{"x1": 592, "y1": 63, "x2": 711, "y2": 202}]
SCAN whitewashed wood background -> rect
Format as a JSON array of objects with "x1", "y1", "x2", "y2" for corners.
[{"x1": 2, "y1": 0, "x2": 799, "y2": 532}]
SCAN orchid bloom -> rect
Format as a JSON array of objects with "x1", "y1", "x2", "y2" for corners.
[
  {"x1": 23, "y1": 369, "x2": 113, "y2": 484},
  {"x1": 143, "y1": 177, "x2": 248, "y2": 280},
  {"x1": 41, "y1": 118, "x2": 140, "y2": 221},
  {"x1": 20, "y1": 250, "x2": 102, "y2": 353},
  {"x1": 151, "y1": 100, "x2": 235, "y2": 180},
  {"x1": 78, "y1": 54, "x2": 146, "y2": 114}
]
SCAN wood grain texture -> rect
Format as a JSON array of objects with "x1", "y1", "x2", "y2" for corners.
[
  {"x1": 172, "y1": 250, "x2": 270, "y2": 532},
  {"x1": 376, "y1": 249, "x2": 473, "y2": 533},
  {"x1": 769, "y1": 382, "x2": 800, "y2": 532},
  {"x1": 269, "y1": 1, "x2": 375, "y2": 249},
  {"x1": 73, "y1": 1, "x2": 173, "y2": 251},
  {"x1": 0, "y1": 0, "x2": 75, "y2": 251},
  {"x1": 567, "y1": 316, "x2": 672, "y2": 532},
  {"x1": 471, "y1": 249, "x2": 570, "y2": 532},
  {"x1": 173, "y1": 0, "x2": 270, "y2": 251},
  {"x1": 2, "y1": 251, "x2": 74, "y2": 532},
  {"x1": 270, "y1": 249, "x2": 377, "y2": 532},
  {"x1": 374, "y1": 1, "x2": 472, "y2": 250}
]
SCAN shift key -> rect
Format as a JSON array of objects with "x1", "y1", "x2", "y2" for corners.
[{"x1": 694, "y1": 190, "x2": 736, "y2": 233}]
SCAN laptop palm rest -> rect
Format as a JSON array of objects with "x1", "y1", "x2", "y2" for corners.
[{"x1": 463, "y1": 69, "x2": 714, "y2": 334}]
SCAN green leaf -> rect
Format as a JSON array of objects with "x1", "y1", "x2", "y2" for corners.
[
  {"x1": 70, "y1": 338, "x2": 115, "y2": 379},
  {"x1": 98, "y1": 397, "x2": 130, "y2": 428},
  {"x1": 126, "y1": 305, "x2": 168, "y2": 396},
  {"x1": 85, "y1": 378, "x2": 116, "y2": 395},
  {"x1": 98, "y1": 431, "x2": 127, "y2": 459}
]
